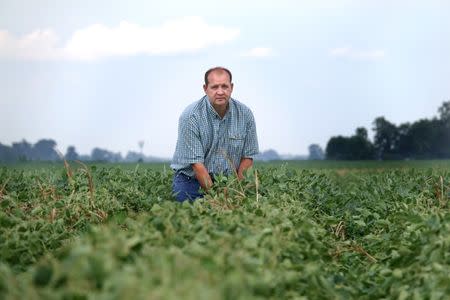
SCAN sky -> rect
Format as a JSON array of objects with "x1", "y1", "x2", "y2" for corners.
[{"x1": 1, "y1": 0, "x2": 449, "y2": 158}]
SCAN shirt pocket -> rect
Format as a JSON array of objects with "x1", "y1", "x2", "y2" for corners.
[{"x1": 228, "y1": 133, "x2": 245, "y2": 156}]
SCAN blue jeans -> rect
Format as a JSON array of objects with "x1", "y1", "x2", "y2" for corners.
[{"x1": 172, "y1": 173, "x2": 204, "y2": 202}]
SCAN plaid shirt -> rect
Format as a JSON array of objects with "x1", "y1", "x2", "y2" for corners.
[{"x1": 171, "y1": 96, "x2": 259, "y2": 177}]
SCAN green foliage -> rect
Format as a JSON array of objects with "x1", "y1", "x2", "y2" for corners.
[
  {"x1": 0, "y1": 162, "x2": 450, "y2": 299},
  {"x1": 326, "y1": 101, "x2": 450, "y2": 160},
  {"x1": 326, "y1": 127, "x2": 375, "y2": 160}
]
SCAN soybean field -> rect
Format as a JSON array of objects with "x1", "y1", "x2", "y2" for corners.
[{"x1": 0, "y1": 161, "x2": 449, "y2": 299}]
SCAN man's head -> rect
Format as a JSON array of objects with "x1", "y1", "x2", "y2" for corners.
[{"x1": 203, "y1": 67, "x2": 234, "y2": 111}]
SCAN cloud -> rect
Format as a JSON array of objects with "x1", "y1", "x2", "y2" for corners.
[
  {"x1": 241, "y1": 47, "x2": 274, "y2": 58},
  {"x1": 0, "y1": 29, "x2": 64, "y2": 60},
  {"x1": 65, "y1": 17, "x2": 240, "y2": 60},
  {"x1": 0, "y1": 17, "x2": 240, "y2": 61},
  {"x1": 329, "y1": 46, "x2": 385, "y2": 60}
]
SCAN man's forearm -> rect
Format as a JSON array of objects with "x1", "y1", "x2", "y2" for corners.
[
  {"x1": 192, "y1": 162, "x2": 213, "y2": 191},
  {"x1": 237, "y1": 157, "x2": 254, "y2": 179}
]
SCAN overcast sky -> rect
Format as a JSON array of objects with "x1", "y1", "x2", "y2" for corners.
[{"x1": 1, "y1": 0, "x2": 449, "y2": 158}]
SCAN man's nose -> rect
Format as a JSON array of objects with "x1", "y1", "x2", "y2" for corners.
[{"x1": 217, "y1": 88, "x2": 224, "y2": 94}]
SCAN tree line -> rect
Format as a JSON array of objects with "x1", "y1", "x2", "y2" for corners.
[
  {"x1": 326, "y1": 101, "x2": 450, "y2": 160},
  {"x1": 0, "y1": 140, "x2": 165, "y2": 163},
  {"x1": 2, "y1": 101, "x2": 448, "y2": 162}
]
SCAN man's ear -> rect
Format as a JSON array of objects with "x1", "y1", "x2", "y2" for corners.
[
  {"x1": 230, "y1": 83, "x2": 234, "y2": 92},
  {"x1": 203, "y1": 84, "x2": 207, "y2": 93}
]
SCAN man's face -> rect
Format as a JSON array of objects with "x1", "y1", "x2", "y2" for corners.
[{"x1": 203, "y1": 71, "x2": 233, "y2": 109}]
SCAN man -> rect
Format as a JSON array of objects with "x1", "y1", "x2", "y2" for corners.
[{"x1": 171, "y1": 67, "x2": 259, "y2": 202}]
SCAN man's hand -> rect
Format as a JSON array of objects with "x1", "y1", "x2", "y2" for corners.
[
  {"x1": 192, "y1": 163, "x2": 213, "y2": 191},
  {"x1": 237, "y1": 157, "x2": 254, "y2": 180}
]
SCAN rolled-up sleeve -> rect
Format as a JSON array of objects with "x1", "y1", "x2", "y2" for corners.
[{"x1": 242, "y1": 111, "x2": 259, "y2": 158}]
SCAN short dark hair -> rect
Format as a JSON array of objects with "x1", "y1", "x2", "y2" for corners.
[{"x1": 204, "y1": 67, "x2": 232, "y2": 86}]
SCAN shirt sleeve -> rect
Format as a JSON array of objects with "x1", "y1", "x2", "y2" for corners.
[
  {"x1": 242, "y1": 111, "x2": 259, "y2": 158},
  {"x1": 173, "y1": 114, "x2": 205, "y2": 165}
]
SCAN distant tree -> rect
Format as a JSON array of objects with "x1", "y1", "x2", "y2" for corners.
[
  {"x1": 255, "y1": 149, "x2": 280, "y2": 161},
  {"x1": 351, "y1": 127, "x2": 375, "y2": 160},
  {"x1": 355, "y1": 127, "x2": 368, "y2": 140},
  {"x1": 394, "y1": 102, "x2": 450, "y2": 159},
  {"x1": 32, "y1": 139, "x2": 59, "y2": 161},
  {"x1": 91, "y1": 148, "x2": 112, "y2": 162},
  {"x1": 372, "y1": 117, "x2": 400, "y2": 160},
  {"x1": 326, "y1": 101, "x2": 450, "y2": 161},
  {"x1": 326, "y1": 127, "x2": 374, "y2": 160},
  {"x1": 396, "y1": 123, "x2": 412, "y2": 158},
  {"x1": 406, "y1": 119, "x2": 440, "y2": 159},
  {"x1": 78, "y1": 154, "x2": 91, "y2": 161},
  {"x1": 0, "y1": 143, "x2": 15, "y2": 162},
  {"x1": 437, "y1": 101, "x2": 450, "y2": 158},
  {"x1": 65, "y1": 146, "x2": 79, "y2": 161},
  {"x1": 326, "y1": 136, "x2": 350, "y2": 160},
  {"x1": 438, "y1": 100, "x2": 450, "y2": 122},
  {"x1": 91, "y1": 148, "x2": 122, "y2": 162},
  {"x1": 125, "y1": 151, "x2": 144, "y2": 162},
  {"x1": 12, "y1": 139, "x2": 33, "y2": 161},
  {"x1": 308, "y1": 144, "x2": 324, "y2": 160},
  {"x1": 111, "y1": 152, "x2": 123, "y2": 162}
]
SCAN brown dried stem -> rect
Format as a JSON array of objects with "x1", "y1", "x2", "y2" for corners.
[
  {"x1": 0, "y1": 177, "x2": 10, "y2": 200},
  {"x1": 75, "y1": 160, "x2": 95, "y2": 207}
]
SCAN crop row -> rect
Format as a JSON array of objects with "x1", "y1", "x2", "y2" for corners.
[{"x1": 0, "y1": 164, "x2": 449, "y2": 299}]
